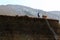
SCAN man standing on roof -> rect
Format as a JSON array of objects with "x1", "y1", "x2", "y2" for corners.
[{"x1": 38, "y1": 12, "x2": 40, "y2": 18}]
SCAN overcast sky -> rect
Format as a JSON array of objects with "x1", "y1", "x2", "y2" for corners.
[{"x1": 0, "y1": 0, "x2": 60, "y2": 11}]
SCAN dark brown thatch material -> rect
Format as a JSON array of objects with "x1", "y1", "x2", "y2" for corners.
[{"x1": 0, "y1": 15, "x2": 59, "y2": 40}]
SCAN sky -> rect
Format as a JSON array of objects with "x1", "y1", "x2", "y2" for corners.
[{"x1": 0, "y1": 0, "x2": 60, "y2": 11}]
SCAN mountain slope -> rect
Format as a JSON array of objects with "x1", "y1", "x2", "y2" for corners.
[
  {"x1": 0, "y1": 5, "x2": 35, "y2": 17},
  {"x1": 48, "y1": 11, "x2": 60, "y2": 20},
  {"x1": 0, "y1": 5, "x2": 60, "y2": 21}
]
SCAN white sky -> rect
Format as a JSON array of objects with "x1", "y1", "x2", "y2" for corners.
[{"x1": 0, "y1": 0, "x2": 60, "y2": 11}]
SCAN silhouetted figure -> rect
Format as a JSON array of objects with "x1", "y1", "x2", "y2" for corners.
[{"x1": 38, "y1": 12, "x2": 40, "y2": 18}]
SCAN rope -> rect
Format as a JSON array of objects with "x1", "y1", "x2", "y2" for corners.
[{"x1": 45, "y1": 19, "x2": 58, "y2": 40}]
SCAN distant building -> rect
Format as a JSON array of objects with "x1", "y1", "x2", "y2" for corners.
[
  {"x1": 42, "y1": 15, "x2": 47, "y2": 19},
  {"x1": 42, "y1": 12, "x2": 47, "y2": 19}
]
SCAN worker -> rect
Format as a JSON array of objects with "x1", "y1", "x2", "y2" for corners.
[{"x1": 38, "y1": 12, "x2": 40, "y2": 18}]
